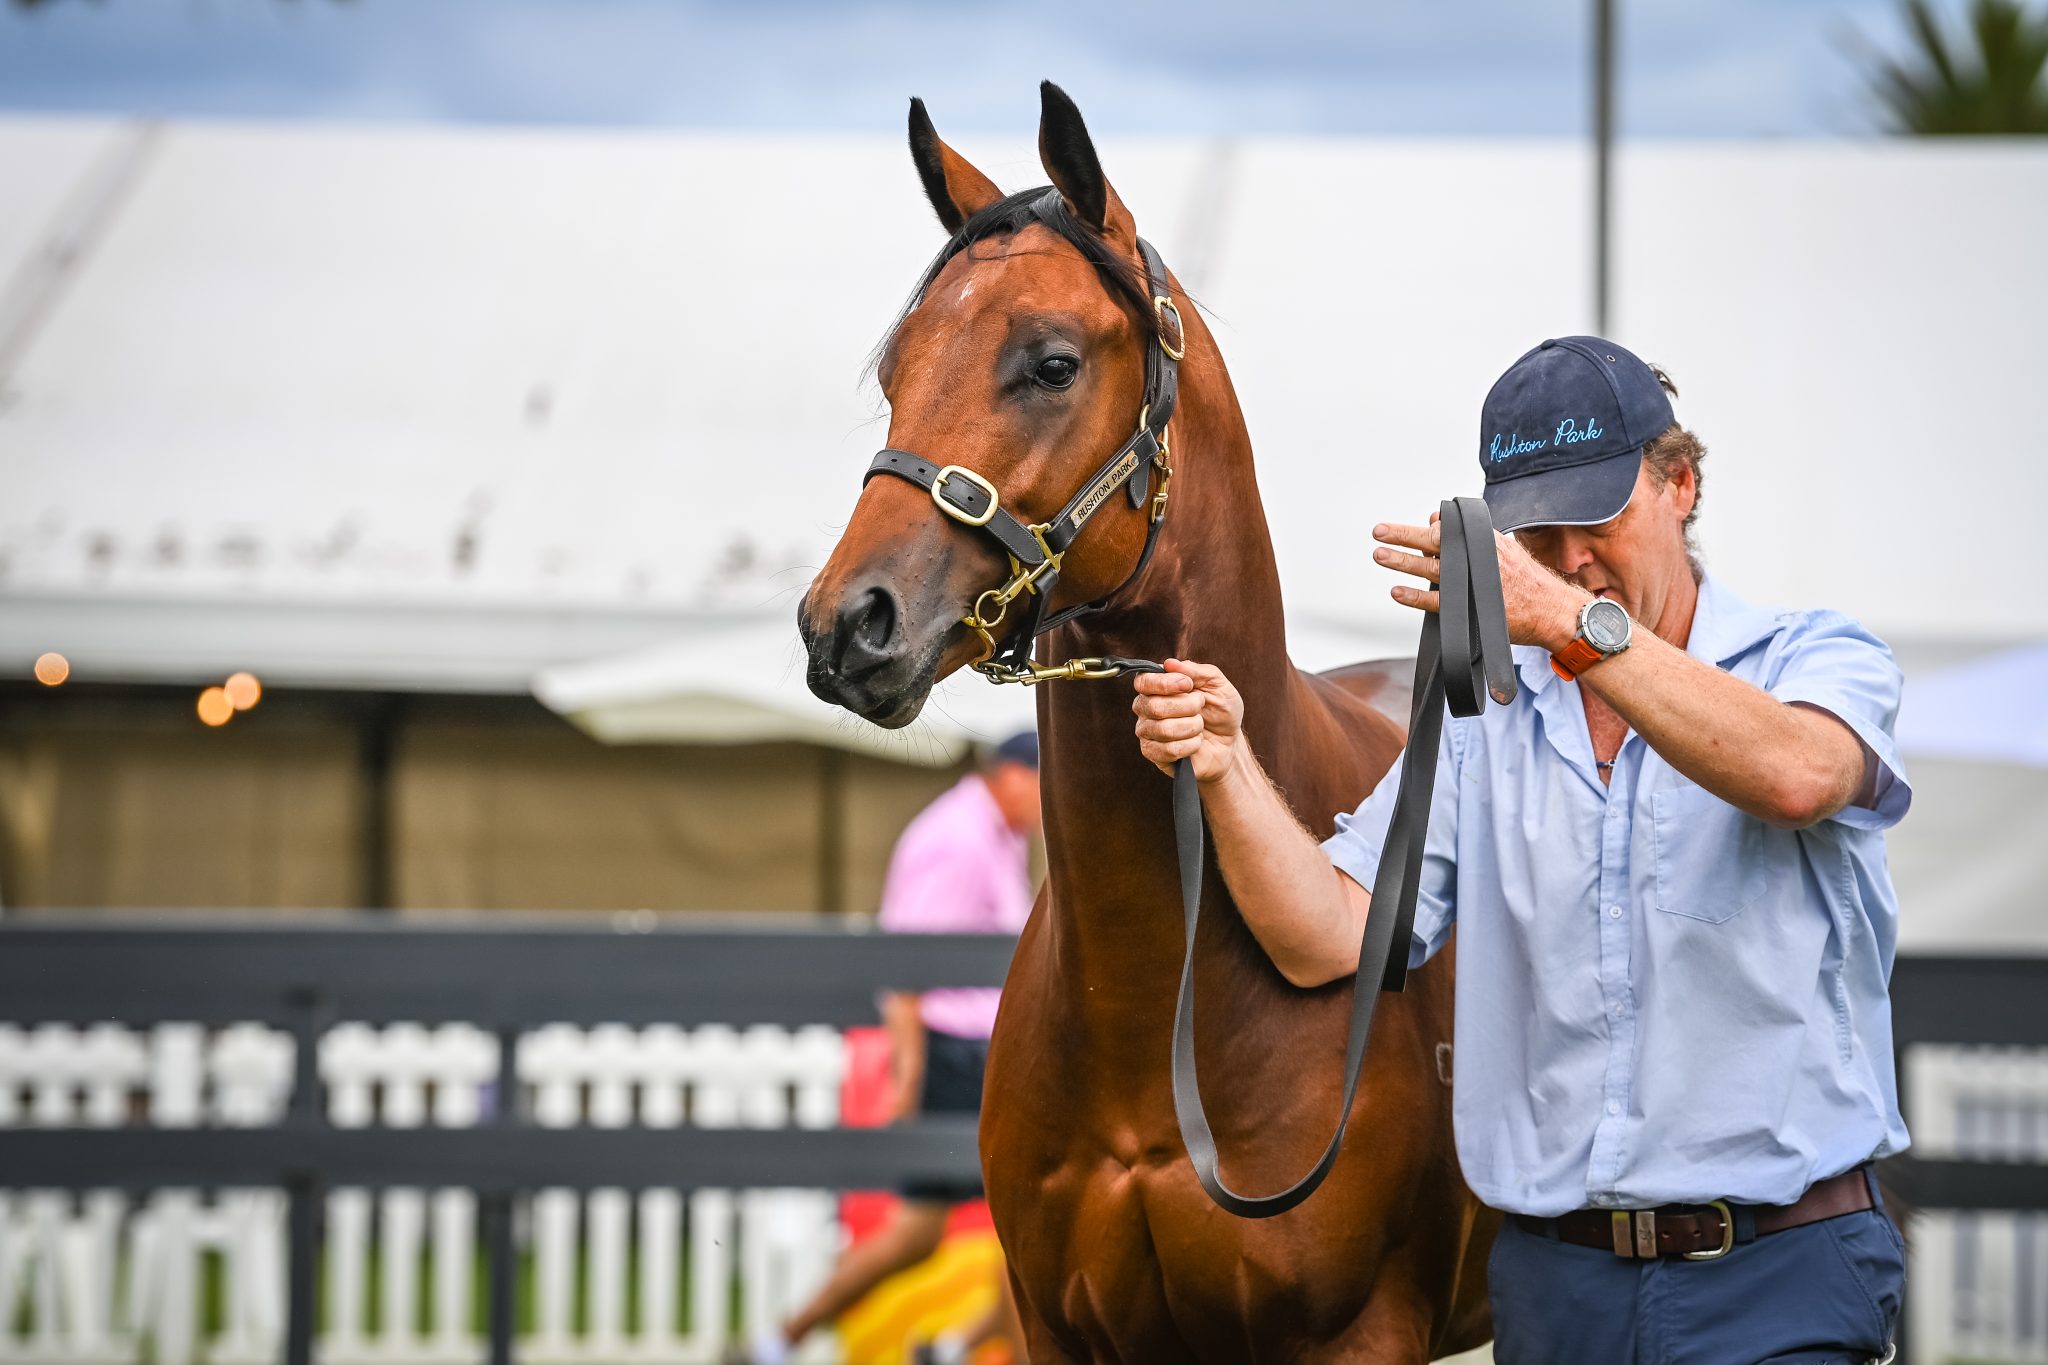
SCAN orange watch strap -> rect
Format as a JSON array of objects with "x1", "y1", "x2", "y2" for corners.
[{"x1": 1550, "y1": 635, "x2": 1604, "y2": 681}]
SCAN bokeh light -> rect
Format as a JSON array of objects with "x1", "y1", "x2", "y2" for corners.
[
  {"x1": 224, "y1": 671, "x2": 262, "y2": 711},
  {"x1": 196, "y1": 686, "x2": 234, "y2": 727},
  {"x1": 33, "y1": 652, "x2": 70, "y2": 686}
]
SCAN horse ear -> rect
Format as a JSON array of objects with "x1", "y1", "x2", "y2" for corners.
[
  {"x1": 908, "y1": 97, "x2": 1003, "y2": 235},
  {"x1": 1037, "y1": 81, "x2": 1136, "y2": 240}
]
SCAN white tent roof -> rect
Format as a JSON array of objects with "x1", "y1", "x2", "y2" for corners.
[{"x1": 2, "y1": 119, "x2": 2044, "y2": 695}]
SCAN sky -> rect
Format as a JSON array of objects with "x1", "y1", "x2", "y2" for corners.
[{"x1": 0, "y1": 0, "x2": 1939, "y2": 138}]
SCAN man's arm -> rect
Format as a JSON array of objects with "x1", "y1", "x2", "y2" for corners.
[
  {"x1": 1569, "y1": 629, "x2": 1866, "y2": 828},
  {"x1": 1132, "y1": 661, "x2": 1374, "y2": 987},
  {"x1": 881, "y1": 990, "x2": 927, "y2": 1120},
  {"x1": 1374, "y1": 522, "x2": 1867, "y2": 830}
]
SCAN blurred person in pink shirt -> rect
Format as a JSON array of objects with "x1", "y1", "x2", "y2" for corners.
[
  {"x1": 879, "y1": 728, "x2": 1038, "y2": 1089},
  {"x1": 743, "y1": 733, "x2": 1039, "y2": 1365}
]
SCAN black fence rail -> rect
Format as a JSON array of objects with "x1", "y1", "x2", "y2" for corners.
[
  {"x1": 1888, "y1": 954, "x2": 2048, "y2": 1209},
  {"x1": 1883, "y1": 954, "x2": 2048, "y2": 1365},
  {"x1": 0, "y1": 919, "x2": 1014, "y2": 1365},
  {"x1": 0, "y1": 926, "x2": 2041, "y2": 1365}
]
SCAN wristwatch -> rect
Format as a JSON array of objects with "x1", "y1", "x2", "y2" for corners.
[{"x1": 1551, "y1": 598, "x2": 1633, "y2": 681}]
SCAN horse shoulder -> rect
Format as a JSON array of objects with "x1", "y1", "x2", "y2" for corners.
[
  {"x1": 1253, "y1": 659, "x2": 1413, "y2": 836},
  {"x1": 1313, "y1": 656, "x2": 1414, "y2": 730}
]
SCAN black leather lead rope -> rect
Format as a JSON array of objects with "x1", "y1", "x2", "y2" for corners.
[
  {"x1": 1159, "y1": 496, "x2": 1516, "y2": 1218},
  {"x1": 1370, "y1": 497, "x2": 1516, "y2": 996}
]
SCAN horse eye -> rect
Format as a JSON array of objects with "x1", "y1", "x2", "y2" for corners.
[{"x1": 1034, "y1": 355, "x2": 1079, "y2": 390}]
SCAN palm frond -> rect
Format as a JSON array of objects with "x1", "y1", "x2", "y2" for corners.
[{"x1": 1855, "y1": 0, "x2": 2048, "y2": 134}]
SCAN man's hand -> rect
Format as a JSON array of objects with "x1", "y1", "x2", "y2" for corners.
[
  {"x1": 1131, "y1": 658, "x2": 1245, "y2": 783},
  {"x1": 1134, "y1": 657, "x2": 1374, "y2": 987},
  {"x1": 1372, "y1": 513, "x2": 1590, "y2": 650}
]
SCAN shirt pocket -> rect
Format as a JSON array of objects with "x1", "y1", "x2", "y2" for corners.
[{"x1": 1650, "y1": 782, "x2": 1768, "y2": 924}]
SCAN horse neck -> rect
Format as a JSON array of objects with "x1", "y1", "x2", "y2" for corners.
[
  {"x1": 1074, "y1": 319, "x2": 1288, "y2": 696},
  {"x1": 1037, "y1": 323, "x2": 1297, "y2": 964}
]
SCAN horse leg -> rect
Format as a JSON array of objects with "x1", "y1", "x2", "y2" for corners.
[
  {"x1": 1301, "y1": 1276, "x2": 1436, "y2": 1365},
  {"x1": 1007, "y1": 1267, "x2": 1088, "y2": 1365}
]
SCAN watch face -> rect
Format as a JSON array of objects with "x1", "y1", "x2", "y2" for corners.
[{"x1": 1584, "y1": 599, "x2": 1631, "y2": 651}]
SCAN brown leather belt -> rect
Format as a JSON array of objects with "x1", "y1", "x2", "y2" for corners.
[{"x1": 1510, "y1": 1167, "x2": 1876, "y2": 1261}]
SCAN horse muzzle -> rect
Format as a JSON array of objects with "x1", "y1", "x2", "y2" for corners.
[{"x1": 797, "y1": 582, "x2": 939, "y2": 728}]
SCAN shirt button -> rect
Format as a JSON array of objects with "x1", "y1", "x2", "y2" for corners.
[
  {"x1": 1607, "y1": 1101, "x2": 1621, "y2": 1116},
  {"x1": 1607, "y1": 905, "x2": 1623, "y2": 919},
  {"x1": 1614, "y1": 1003, "x2": 1625, "y2": 1017}
]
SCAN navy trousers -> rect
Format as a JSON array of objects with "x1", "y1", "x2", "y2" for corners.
[{"x1": 1489, "y1": 1198, "x2": 1905, "y2": 1364}]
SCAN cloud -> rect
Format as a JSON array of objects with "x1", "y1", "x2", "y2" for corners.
[{"x1": 0, "y1": 0, "x2": 1915, "y2": 137}]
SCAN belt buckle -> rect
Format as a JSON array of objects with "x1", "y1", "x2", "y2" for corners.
[{"x1": 1682, "y1": 1200, "x2": 1735, "y2": 1261}]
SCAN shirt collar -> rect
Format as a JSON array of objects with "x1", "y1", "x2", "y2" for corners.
[
  {"x1": 1513, "y1": 571, "x2": 1781, "y2": 697},
  {"x1": 1683, "y1": 572, "x2": 1784, "y2": 667}
]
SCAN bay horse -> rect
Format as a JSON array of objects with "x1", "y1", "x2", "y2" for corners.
[{"x1": 798, "y1": 83, "x2": 1496, "y2": 1363}]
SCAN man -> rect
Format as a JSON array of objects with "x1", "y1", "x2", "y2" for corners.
[
  {"x1": 1131, "y1": 337, "x2": 1910, "y2": 1364},
  {"x1": 747, "y1": 731, "x2": 1038, "y2": 1365}
]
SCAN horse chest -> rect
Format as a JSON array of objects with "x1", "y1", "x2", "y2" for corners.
[
  {"x1": 1002, "y1": 1147, "x2": 1229, "y2": 1354},
  {"x1": 990, "y1": 1095, "x2": 1378, "y2": 1360},
  {"x1": 984, "y1": 865, "x2": 1474, "y2": 1359}
]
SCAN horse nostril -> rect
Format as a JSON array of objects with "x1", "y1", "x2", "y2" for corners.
[
  {"x1": 833, "y1": 585, "x2": 901, "y2": 677},
  {"x1": 857, "y1": 589, "x2": 895, "y2": 652}
]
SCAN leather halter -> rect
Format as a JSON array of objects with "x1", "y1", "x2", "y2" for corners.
[
  {"x1": 855, "y1": 205, "x2": 1517, "y2": 1218},
  {"x1": 863, "y1": 195, "x2": 1185, "y2": 685}
]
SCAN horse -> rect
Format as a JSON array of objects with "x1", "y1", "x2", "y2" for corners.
[{"x1": 798, "y1": 82, "x2": 1497, "y2": 1363}]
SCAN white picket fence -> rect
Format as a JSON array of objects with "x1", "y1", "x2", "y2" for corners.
[
  {"x1": 0, "y1": 1021, "x2": 853, "y2": 1365},
  {"x1": 1908, "y1": 1045, "x2": 2048, "y2": 1365}
]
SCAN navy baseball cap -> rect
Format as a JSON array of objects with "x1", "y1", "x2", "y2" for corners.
[
  {"x1": 992, "y1": 730, "x2": 1039, "y2": 769},
  {"x1": 1477, "y1": 336, "x2": 1675, "y2": 532}
]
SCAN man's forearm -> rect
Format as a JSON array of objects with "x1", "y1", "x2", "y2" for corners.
[
  {"x1": 1573, "y1": 628, "x2": 1863, "y2": 827},
  {"x1": 881, "y1": 991, "x2": 926, "y2": 1115},
  {"x1": 1204, "y1": 749, "x2": 1369, "y2": 987}
]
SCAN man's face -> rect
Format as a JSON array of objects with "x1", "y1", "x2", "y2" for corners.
[
  {"x1": 985, "y1": 761, "x2": 1044, "y2": 835},
  {"x1": 1512, "y1": 459, "x2": 1697, "y2": 625}
]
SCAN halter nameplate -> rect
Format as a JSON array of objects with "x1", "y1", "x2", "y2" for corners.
[{"x1": 1067, "y1": 441, "x2": 1148, "y2": 534}]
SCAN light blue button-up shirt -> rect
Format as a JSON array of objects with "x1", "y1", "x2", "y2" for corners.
[{"x1": 1321, "y1": 574, "x2": 1912, "y2": 1217}]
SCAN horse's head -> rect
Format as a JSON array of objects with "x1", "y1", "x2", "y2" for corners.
[{"x1": 800, "y1": 82, "x2": 1176, "y2": 727}]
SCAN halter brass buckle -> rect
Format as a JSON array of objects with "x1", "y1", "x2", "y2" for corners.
[
  {"x1": 1026, "y1": 523, "x2": 1064, "y2": 579},
  {"x1": 1129, "y1": 405, "x2": 1173, "y2": 524},
  {"x1": 931, "y1": 464, "x2": 999, "y2": 527},
  {"x1": 961, "y1": 547, "x2": 1054, "y2": 671},
  {"x1": 1153, "y1": 294, "x2": 1186, "y2": 361},
  {"x1": 1151, "y1": 440, "x2": 1173, "y2": 525},
  {"x1": 980, "y1": 532, "x2": 1062, "y2": 617}
]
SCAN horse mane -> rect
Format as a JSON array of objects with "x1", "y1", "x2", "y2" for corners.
[{"x1": 867, "y1": 186, "x2": 1158, "y2": 381}]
